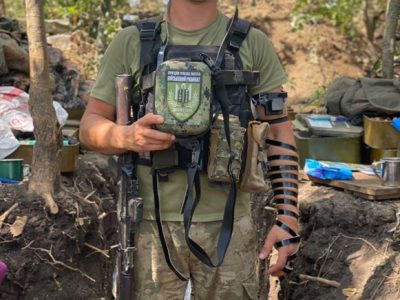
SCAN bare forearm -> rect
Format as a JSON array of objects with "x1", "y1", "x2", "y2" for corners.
[
  {"x1": 79, "y1": 98, "x2": 175, "y2": 155},
  {"x1": 79, "y1": 113, "x2": 128, "y2": 155},
  {"x1": 266, "y1": 121, "x2": 299, "y2": 227}
]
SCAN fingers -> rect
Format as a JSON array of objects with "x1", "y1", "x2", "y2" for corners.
[
  {"x1": 259, "y1": 233, "x2": 275, "y2": 260},
  {"x1": 135, "y1": 113, "x2": 165, "y2": 127},
  {"x1": 259, "y1": 227, "x2": 300, "y2": 277},
  {"x1": 135, "y1": 114, "x2": 174, "y2": 141},
  {"x1": 140, "y1": 126, "x2": 175, "y2": 143},
  {"x1": 267, "y1": 249, "x2": 288, "y2": 276},
  {"x1": 128, "y1": 113, "x2": 175, "y2": 152}
]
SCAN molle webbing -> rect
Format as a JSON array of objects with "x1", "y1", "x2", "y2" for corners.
[
  {"x1": 140, "y1": 45, "x2": 260, "y2": 91},
  {"x1": 141, "y1": 67, "x2": 259, "y2": 90}
]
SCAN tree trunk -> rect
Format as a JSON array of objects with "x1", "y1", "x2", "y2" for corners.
[
  {"x1": 363, "y1": 0, "x2": 385, "y2": 48},
  {"x1": 382, "y1": 0, "x2": 400, "y2": 78},
  {"x1": 96, "y1": 0, "x2": 112, "y2": 55},
  {"x1": 0, "y1": 0, "x2": 5, "y2": 16},
  {"x1": 26, "y1": 0, "x2": 61, "y2": 214}
]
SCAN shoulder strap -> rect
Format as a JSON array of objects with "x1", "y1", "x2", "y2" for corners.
[
  {"x1": 228, "y1": 17, "x2": 251, "y2": 52},
  {"x1": 135, "y1": 14, "x2": 163, "y2": 74}
]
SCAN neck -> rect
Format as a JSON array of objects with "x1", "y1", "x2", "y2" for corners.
[{"x1": 167, "y1": 0, "x2": 218, "y2": 31}]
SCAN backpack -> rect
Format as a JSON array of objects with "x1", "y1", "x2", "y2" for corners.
[{"x1": 324, "y1": 77, "x2": 400, "y2": 121}]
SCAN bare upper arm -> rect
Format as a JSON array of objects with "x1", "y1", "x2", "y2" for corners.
[{"x1": 82, "y1": 97, "x2": 116, "y2": 122}]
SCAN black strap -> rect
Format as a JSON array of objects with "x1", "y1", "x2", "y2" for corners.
[
  {"x1": 269, "y1": 173, "x2": 299, "y2": 181},
  {"x1": 215, "y1": 8, "x2": 239, "y2": 67},
  {"x1": 275, "y1": 236, "x2": 301, "y2": 249},
  {"x1": 180, "y1": 16, "x2": 246, "y2": 267},
  {"x1": 275, "y1": 220, "x2": 298, "y2": 237},
  {"x1": 268, "y1": 165, "x2": 299, "y2": 172},
  {"x1": 268, "y1": 155, "x2": 299, "y2": 162},
  {"x1": 282, "y1": 263, "x2": 294, "y2": 274},
  {"x1": 266, "y1": 139, "x2": 297, "y2": 152},
  {"x1": 267, "y1": 116, "x2": 289, "y2": 124},
  {"x1": 272, "y1": 181, "x2": 299, "y2": 189},
  {"x1": 275, "y1": 198, "x2": 298, "y2": 207},
  {"x1": 181, "y1": 144, "x2": 237, "y2": 268},
  {"x1": 135, "y1": 15, "x2": 163, "y2": 74},
  {"x1": 228, "y1": 18, "x2": 251, "y2": 51}
]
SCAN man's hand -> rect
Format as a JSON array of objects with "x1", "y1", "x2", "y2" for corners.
[
  {"x1": 79, "y1": 97, "x2": 176, "y2": 155},
  {"x1": 259, "y1": 224, "x2": 299, "y2": 277},
  {"x1": 125, "y1": 113, "x2": 175, "y2": 153}
]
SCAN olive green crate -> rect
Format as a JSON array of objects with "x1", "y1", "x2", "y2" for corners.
[{"x1": 295, "y1": 132, "x2": 361, "y2": 168}]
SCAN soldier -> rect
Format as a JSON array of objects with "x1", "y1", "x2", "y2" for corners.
[{"x1": 79, "y1": 0, "x2": 300, "y2": 298}]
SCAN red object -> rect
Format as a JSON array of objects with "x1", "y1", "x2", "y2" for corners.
[{"x1": 0, "y1": 261, "x2": 7, "y2": 285}]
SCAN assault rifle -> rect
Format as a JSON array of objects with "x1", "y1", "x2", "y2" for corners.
[{"x1": 114, "y1": 74, "x2": 143, "y2": 300}]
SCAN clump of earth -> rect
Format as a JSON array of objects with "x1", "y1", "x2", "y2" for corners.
[{"x1": 0, "y1": 153, "x2": 116, "y2": 299}]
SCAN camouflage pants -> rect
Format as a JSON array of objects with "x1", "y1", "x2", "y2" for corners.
[{"x1": 134, "y1": 215, "x2": 259, "y2": 300}]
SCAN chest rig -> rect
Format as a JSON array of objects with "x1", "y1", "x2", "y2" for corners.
[{"x1": 134, "y1": 13, "x2": 260, "y2": 280}]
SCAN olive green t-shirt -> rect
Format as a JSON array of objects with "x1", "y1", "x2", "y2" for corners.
[{"x1": 91, "y1": 11, "x2": 287, "y2": 222}]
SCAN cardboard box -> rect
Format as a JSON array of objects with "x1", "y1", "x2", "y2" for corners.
[{"x1": 7, "y1": 143, "x2": 80, "y2": 173}]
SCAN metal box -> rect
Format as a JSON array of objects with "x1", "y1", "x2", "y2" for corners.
[
  {"x1": 295, "y1": 132, "x2": 361, "y2": 168},
  {"x1": 363, "y1": 116, "x2": 400, "y2": 149}
]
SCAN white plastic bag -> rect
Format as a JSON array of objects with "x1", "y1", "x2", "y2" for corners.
[
  {"x1": 0, "y1": 119, "x2": 20, "y2": 159},
  {"x1": 0, "y1": 86, "x2": 68, "y2": 132}
]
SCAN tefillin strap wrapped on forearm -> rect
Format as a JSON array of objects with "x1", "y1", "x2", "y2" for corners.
[{"x1": 265, "y1": 138, "x2": 300, "y2": 254}]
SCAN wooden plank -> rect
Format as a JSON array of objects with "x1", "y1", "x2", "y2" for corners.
[{"x1": 308, "y1": 173, "x2": 400, "y2": 200}]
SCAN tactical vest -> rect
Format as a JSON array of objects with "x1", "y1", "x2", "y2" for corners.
[{"x1": 134, "y1": 14, "x2": 260, "y2": 280}]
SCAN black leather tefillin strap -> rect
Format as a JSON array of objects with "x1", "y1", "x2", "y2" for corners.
[
  {"x1": 265, "y1": 139, "x2": 301, "y2": 274},
  {"x1": 265, "y1": 116, "x2": 289, "y2": 125}
]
